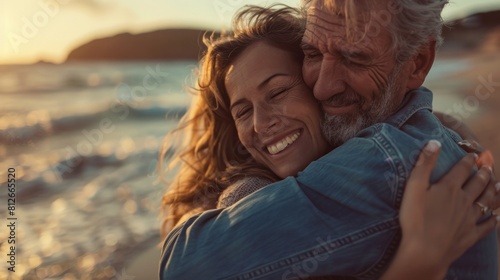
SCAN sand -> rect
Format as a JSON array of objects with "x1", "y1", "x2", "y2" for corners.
[
  {"x1": 428, "y1": 50, "x2": 500, "y2": 179},
  {"x1": 122, "y1": 240, "x2": 161, "y2": 280}
]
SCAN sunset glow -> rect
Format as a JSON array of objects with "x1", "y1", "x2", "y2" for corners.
[{"x1": 0, "y1": 0, "x2": 498, "y2": 65}]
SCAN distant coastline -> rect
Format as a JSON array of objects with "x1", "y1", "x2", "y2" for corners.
[
  {"x1": 440, "y1": 9, "x2": 500, "y2": 54},
  {"x1": 1, "y1": 9, "x2": 488, "y2": 64},
  {"x1": 65, "y1": 29, "x2": 220, "y2": 62}
]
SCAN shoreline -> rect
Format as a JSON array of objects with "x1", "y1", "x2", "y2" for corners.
[
  {"x1": 430, "y1": 50, "x2": 500, "y2": 180},
  {"x1": 120, "y1": 236, "x2": 162, "y2": 280}
]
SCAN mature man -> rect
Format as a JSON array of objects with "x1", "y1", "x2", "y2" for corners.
[{"x1": 160, "y1": 0, "x2": 498, "y2": 279}]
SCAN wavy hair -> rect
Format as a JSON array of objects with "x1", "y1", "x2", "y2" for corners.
[
  {"x1": 300, "y1": 0, "x2": 448, "y2": 62},
  {"x1": 159, "y1": 5, "x2": 305, "y2": 236}
]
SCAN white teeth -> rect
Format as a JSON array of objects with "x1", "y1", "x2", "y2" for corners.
[
  {"x1": 266, "y1": 132, "x2": 300, "y2": 155},
  {"x1": 277, "y1": 142, "x2": 285, "y2": 151}
]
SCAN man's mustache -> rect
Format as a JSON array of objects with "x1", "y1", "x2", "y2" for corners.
[{"x1": 321, "y1": 92, "x2": 363, "y2": 107}]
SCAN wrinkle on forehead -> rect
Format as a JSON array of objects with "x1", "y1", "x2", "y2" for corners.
[
  {"x1": 303, "y1": 13, "x2": 368, "y2": 53},
  {"x1": 312, "y1": 0, "x2": 373, "y2": 14},
  {"x1": 309, "y1": 0, "x2": 343, "y2": 16},
  {"x1": 306, "y1": 0, "x2": 381, "y2": 46}
]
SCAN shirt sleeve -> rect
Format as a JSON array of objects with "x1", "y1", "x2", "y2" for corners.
[{"x1": 159, "y1": 124, "x2": 424, "y2": 279}]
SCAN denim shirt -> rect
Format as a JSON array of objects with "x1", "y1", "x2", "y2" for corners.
[{"x1": 160, "y1": 87, "x2": 498, "y2": 280}]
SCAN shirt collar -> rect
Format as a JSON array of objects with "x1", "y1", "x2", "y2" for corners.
[{"x1": 383, "y1": 86, "x2": 433, "y2": 128}]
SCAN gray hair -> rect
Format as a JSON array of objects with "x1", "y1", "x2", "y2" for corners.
[{"x1": 301, "y1": 0, "x2": 449, "y2": 62}]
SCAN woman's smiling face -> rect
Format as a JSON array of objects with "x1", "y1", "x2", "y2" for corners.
[{"x1": 225, "y1": 41, "x2": 331, "y2": 178}]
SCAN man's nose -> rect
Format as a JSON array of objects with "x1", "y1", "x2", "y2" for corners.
[
  {"x1": 253, "y1": 104, "x2": 280, "y2": 135},
  {"x1": 313, "y1": 58, "x2": 346, "y2": 101}
]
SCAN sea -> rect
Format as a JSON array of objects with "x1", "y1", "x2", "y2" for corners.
[
  {"x1": 0, "y1": 58, "x2": 469, "y2": 280},
  {"x1": 0, "y1": 61, "x2": 198, "y2": 280}
]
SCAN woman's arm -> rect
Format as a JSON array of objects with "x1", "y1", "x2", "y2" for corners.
[
  {"x1": 217, "y1": 141, "x2": 497, "y2": 279},
  {"x1": 380, "y1": 140, "x2": 498, "y2": 280}
]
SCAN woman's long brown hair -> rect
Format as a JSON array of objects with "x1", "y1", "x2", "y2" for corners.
[{"x1": 159, "y1": 5, "x2": 306, "y2": 237}]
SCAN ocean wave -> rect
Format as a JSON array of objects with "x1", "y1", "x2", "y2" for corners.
[
  {"x1": 0, "y1": 61, "x2": 196, "y2": 95},
  {"x1": 0, "y1": 105, "x2": 186, "y2": 144},
  {"x1": 1, "y1": 145, "x2": 169, "y2": 203},
  {"x1": 128, "y1": 105, "x2": 186, "y2": 119}
]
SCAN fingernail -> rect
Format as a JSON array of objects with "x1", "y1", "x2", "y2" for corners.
[
  {"x1": 480, "y1": 166, "x2": 493, "y2": 174},
  {"x1": 473, "y1": 153, "x2": 479, "y2": 160},
  {"x1": 485, "y1": 166, "x2": 493, "y2": 174},
  {"x1": 425, "y1": 140, "x2": 441, "y2": 153},
  {"x1": 496, "y1": 215, "x2": 500, "y2": 222},
  {"x1": 478, "y1": 168, "x2": 489, "y2": 181},
  {"x1": 496, "y1": 182, "x2": 500, "y2": 192}
]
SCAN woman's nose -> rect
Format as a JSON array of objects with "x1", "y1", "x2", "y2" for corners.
[{"x1": 253, "y1": 104, "x2": 280, "y2": 135}]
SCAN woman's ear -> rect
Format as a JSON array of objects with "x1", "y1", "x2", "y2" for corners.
[{"x1": 406, "y1": 39, "x2": 436, "y2": 90}]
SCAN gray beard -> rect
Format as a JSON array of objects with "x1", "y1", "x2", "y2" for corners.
[{"x1": 321, "y1": 64, "x2": 403, "y2": 147}]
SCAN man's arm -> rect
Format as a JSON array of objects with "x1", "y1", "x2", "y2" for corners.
[
  {"x1": 159, "y1": 122, "x2": 482, "y2": 279},
  {"x1": 160, "y1": 124, "x2": 417, "y2": 279}
]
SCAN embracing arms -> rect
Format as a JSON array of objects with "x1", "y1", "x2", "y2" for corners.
[{"x1": 380, "y1": 141, "x2": 498, "y2": 280}]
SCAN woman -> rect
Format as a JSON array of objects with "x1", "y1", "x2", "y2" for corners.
[{"x1": 159, "y1": 5, "x2": 497, "y2": 279}]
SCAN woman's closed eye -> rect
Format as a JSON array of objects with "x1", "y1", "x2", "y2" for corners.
[
  {"x1": 234, "y1": 106, "x2": 252, "y2": 120},
  {"x1": 269, "y1": 88, "x2": 289, "y2": 99}
]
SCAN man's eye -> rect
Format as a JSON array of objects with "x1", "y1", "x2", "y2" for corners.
[
  {"x1": 342, "y1": 52, "x2": 366, "y2": 66},
  {"x1": 304, "y1": 51, "x2": 322, "y2": 60},
  {"x1": 347, "y1": 59, "x2": 364, "y2": 67}
]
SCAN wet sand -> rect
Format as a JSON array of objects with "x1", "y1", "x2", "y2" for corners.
[
  {"x1": 427, "y1": 50, "x2": 500, "y2": 179},
  {"x1": 428, "y1": 50, "x2": 500, "y2": 279}
]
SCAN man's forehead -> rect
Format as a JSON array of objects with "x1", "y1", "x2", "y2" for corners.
[
  {"x1": 306, "y1": 0, "x2": 376, "y2": 31},
  {"x1": 304, "y1": 5, "x2": 361, "y2": 46},
  {"x1": 304, "y1": 0, "x2": 392, "y2": 48},
  {"x1": 309, "y1": 0, "x2": 345, "y2": 16},
  {"x1": 308, "y1": 0, "x2": 373, "y2": 16}
]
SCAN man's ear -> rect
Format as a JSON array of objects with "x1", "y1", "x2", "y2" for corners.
[{"x1": 406, "y1": 39, "x2": 436, "y2": 90}]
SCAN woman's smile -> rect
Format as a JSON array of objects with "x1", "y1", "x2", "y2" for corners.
[
  {"x1": 265, "y1": 130, "x2": 301, "y2": 155},
  {"x1": 226, "y1": 41, "x2": 330, "y2": 178}
]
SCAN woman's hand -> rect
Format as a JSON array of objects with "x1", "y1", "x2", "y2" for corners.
[{"x1": 381, "y1": 140, "x2": 498, "y2": 280}]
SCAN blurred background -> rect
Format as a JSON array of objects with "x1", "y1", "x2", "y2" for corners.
[{"x1": 0, "y1": 0, "x2": 499, "y2": 279}]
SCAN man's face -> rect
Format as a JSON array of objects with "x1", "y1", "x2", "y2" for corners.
[{"x1": 301, "y1": 0, "x2": 411, "y2": 146}]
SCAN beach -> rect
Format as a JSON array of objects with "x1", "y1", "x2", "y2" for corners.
[
  {"x1": 0, "y1": 61, "x2": 194, "y2": 280},
  {"x1": 426, "y1": 50, "x2": 500, "y2": 180},
  {"x1": 427, "y1": 48, "x2": 500, "y2": 280},
  {"x1": 0, "y1": 52, "x2": 498, "y2": 280},
  {"x1": 1, "y1": 0, "x2": 499, "y2": 278}
]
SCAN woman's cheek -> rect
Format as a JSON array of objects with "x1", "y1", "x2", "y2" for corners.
[{"x1": 236, "y1": 125, "x2": 252, "y2": 151}]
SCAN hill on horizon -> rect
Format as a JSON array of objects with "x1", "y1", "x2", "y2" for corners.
[
  {"x1": 66, "y1": 29, "x2": 220, "y2": 62},
  {"x1": 66, "y1": 9, "x2": 500, "y2": 62}
]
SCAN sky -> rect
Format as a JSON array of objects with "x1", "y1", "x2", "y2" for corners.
[{"x1": 1, "y1": 0, "x2": 499, "y2": 65}]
